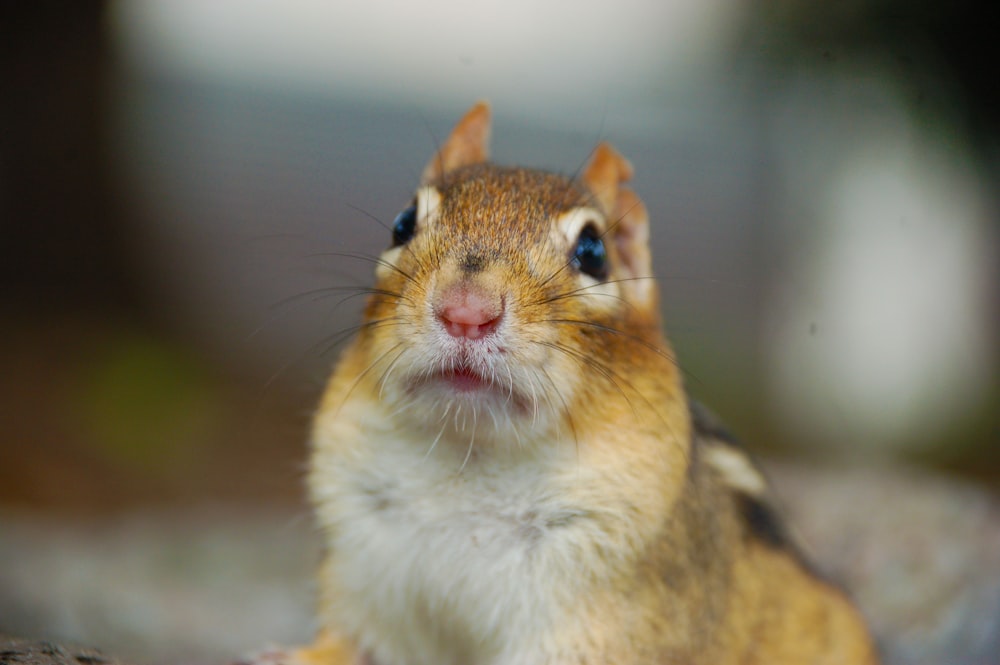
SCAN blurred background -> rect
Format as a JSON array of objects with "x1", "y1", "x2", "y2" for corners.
[{"x1": 1, "y1": 1, "x2": 997, "y2": 663}]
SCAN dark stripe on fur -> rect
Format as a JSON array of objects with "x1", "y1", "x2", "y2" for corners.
[
  {"x1": 736, "y1": 492, "x2": 791, "y2": 549},
  {"x1": 689, "y1": 399, "x2": 742, "y2": 449}
]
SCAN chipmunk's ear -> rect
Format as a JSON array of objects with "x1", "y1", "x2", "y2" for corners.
[
  {"x1": 582, "y1": 142, "x2": 634, "y2": 215},
  {"x1": 422, "y1": 101, "x2": 492, "y2": 183},
  {"x1": 583, "y1": 143, "x2": 654, "y2": 306}
]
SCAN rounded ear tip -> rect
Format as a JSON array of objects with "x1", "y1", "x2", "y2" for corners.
[
  {"x1": 421, "y1": 101, "x2": 493, "y2": 182},
  {"x1": 457, "y1": 101, "x2": 493, "y2": 144},
  {"x1": 464, "y1": 100, "x2": 492, "y2": 125},
  {"x1": 593, "y1": 142, "x2": 634, "y2": 181},
  {"x1": 582, "y1": 142, "x2": 636, "y2": 212}
]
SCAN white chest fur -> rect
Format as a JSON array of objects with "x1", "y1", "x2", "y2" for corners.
[{"x1": 310, "y1": 410, "x2": 621, "y2": 665}]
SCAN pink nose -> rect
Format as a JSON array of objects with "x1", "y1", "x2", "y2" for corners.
[{"x1": 436, "y1": 286, "x2": 503, "y2": 340}]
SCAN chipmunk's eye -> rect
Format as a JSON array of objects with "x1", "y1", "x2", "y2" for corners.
[
  {"x1": 391, "y1": 204, "x2": 417, "y2": 247},
  {"x1": 571, "y1": 224, "x2": 608, "y2": 280}
]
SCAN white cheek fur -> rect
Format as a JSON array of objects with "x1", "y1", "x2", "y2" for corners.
[
  {"x1": 415, "y1": 186, "x2": 442, "y2": 228},
  {"x1": 376, "y1": 187, "x2": 443, "y2": 281},
  {"x1": 551, "y1": 207, "x2": 621, "y2": 311}
]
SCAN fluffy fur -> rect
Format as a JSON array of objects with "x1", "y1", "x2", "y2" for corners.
[{"x1": 278, "y1": 102, "x2": 879, "y2": 665}]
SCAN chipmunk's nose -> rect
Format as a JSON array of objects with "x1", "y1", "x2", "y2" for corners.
[{"x1": 435, "y1": 284, "x2": 504, "y2": 340}]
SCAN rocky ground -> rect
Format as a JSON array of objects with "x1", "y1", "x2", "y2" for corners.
[{"x1": 1, "y1": 462, "x2": 998, "y2": 665}]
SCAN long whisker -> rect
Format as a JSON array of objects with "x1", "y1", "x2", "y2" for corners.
[
  {"x1": 248, "y1": 285, "x2": 405, "y2": 349},
  {"x1": 422, "y1": 419, "x2": 449, "y2": 461},
  {"x1": 544, "y1": 318, "x2": 678, "y2": 367},
  {"x1": 531, "y1": 276, "x2": 656, "y2": 311},
  {"x1": 344, "y1": 202, "x2": 391, "y2": 233},
  {"x1": 537, "y1": 194, "x2": 644, "y2": 291},
  {"x1": 535, "y1": 341, "x2": 638, "y2": 419},
  {"x1": 537, "y1": 364, "x2": 577, "y2": 452},
  {"x1": 304, "y1": 251, "x2": 419, "y2": 286},
  {"x1": 421, "y1": 112, "x2": 444, "y2": 184},
  {"x1": 539, "y1": 339, "x2": 689, "y2": 467},
  {"x1": 317, "y1": 317, "x2": 403, "y2": 359},
  {"x1": 458, "y1": 409, "x2": 477, "y2": 473},
  {"x1": 335, "y1": 341, "x2": 405, "y2": 417},
  {"x1": 546, "y1": 316, "x2": 709, "y2": 389},
  {"x1": 257, "y1": 316, "x2": 396, "y2": 394},
  {"x1": 344, "y1": 200, "x2": 432, "y2": 277},
  {"x1": 525, "y1": 369, "x2": 540, "y2": 427},
  {"x1": 376, "y1": 345, "x2": 410, "y2": 402},
  {"x1": 271, "y1": 285, "x2": 408, "y2": 312},
  {"x1": 459, "y1": 433, "x2": 475, "y2": 473},
  {"x1": 568, "y1": 116, "x2": 606, "y2": 183}
]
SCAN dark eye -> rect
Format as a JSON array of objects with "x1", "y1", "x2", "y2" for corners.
[
  {"x1": 391, "y1": 204, "x2": 417, "y2": 247},
  {"x1": 571, "y1": 224, "x2": 608, "y2": 280}
]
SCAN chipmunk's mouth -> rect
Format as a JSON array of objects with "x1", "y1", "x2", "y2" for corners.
[
  {"x1": 407, "y1": 363, "x2": 530, "y2": 413},
  {"x1": 416, "y1": 364, "x2": 501, "y2": 396},
  {"x1": 439, "y1": 366, "x2": 493, "y2": 392}
]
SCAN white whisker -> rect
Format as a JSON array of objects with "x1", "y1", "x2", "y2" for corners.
[
  {"x1": 459, "y1": 412, "x2": 477, "y2": 473},
  {"x1": 422, "y1": 420, "x2": 448, "y2": 461}
]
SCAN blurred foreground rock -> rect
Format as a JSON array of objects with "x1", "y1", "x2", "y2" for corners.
[
  {"x1": 768, "y1": 463, "x2": 1000, "y2": 665},
  {"x1": 1, "y1": 463, "x2": 998, "y2": 665},
  {"x1": 0, "y1": 509, "x2": 318, "y2": 665},
  {"x1": 0, "y1": 636, "x2": 124, "y2": 665}
]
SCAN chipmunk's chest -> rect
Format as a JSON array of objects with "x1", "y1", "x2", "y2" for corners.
[{"x1": 312, "y1": 429, "x2": 601, "y2": 665}]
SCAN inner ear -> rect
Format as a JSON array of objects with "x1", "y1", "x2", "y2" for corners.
[
  {"x1": 611, "y1": 188, "x2": 654, "y2": 306},
  {"x1": 581, "y1": 143, "x2": 653, "y2": 303},
  {"x1": 422, "y1": 101, "x2": 492, "y2": 183}
]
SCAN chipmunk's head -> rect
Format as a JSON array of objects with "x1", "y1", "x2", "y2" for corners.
[{"x1": 358, "y1": 102, "x2": 677, "y2": 443}]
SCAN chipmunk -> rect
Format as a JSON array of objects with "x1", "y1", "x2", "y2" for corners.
[{"x1": 279, "y1": 102, "x2": 879, "y2": 665}]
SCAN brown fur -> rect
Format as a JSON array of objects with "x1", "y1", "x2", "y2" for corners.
[{"x1": 279, "y1": 103, "x2": 879, "y2": 665}]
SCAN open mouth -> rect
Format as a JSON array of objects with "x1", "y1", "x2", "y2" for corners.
[
  {"x1": 435, "y1": 366, "x2": 495, "y2": 393},
  {"x1": 407, "y1": 364, "x2": 531, "y2": 413}
]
